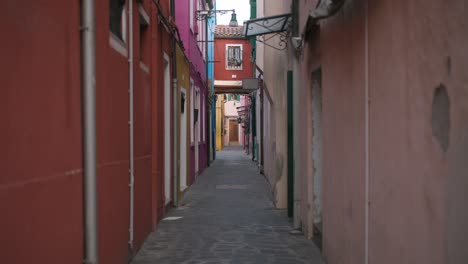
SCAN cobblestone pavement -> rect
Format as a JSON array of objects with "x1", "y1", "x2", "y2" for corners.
[{"x1": 132, "y1": 146, "x2": 322, "y2": 264}]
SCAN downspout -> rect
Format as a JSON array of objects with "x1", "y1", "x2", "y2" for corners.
[
  {"x1": 128, "y1": 0, "x2": 135, "y2": 254},
  {"x1": 171, "y1": 0, "x2": 179, "y2": 207},
  {"x1": 364, "y1": 0, "x2": 370, "y2": 263},
  {"x1": 212, "y1": 5, "x2": 217, "y2": 161},
  {"x1": 81, "y1": 0, "x2": 98, "y2": 263},
  {"x1": 205, "y1": 5, "x2": 210, "y2": 167}
]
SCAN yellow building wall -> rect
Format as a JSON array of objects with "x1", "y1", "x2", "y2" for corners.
[
  {"x1": 176, "y1": 45, "x2": 190, "y2": 198},
  {"x1": 216, "y1": 97, "x2": 224, "y2": 150}
]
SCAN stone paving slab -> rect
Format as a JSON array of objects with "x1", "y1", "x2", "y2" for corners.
[{"x1": 132, "y1": 147, "x2": 323, "y2": 264}]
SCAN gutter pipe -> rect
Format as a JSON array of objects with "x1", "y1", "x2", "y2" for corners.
[
  {"x1": 170, "y1": 0, "x2": 179, "y2": 207},
  {"x1": 81, "y1": 0, "x2": 98, "y2": 263},
  {"x1": 364, "y1": 1, "x2": 370, "y2": 264},
  {"x1": 128, "y1": 0, "x2": 135, "y2": 254},
  {"x1": 205, "y1": 8, "x2": 210, "y2": 167}
]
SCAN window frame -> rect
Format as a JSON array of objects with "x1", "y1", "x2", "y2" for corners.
[
  {"x1": 109, "y1": 0, "x2": 127, "y2": 43},
  {"x1": 225, "y1": 44, "x2": 243, "y2": 70}
]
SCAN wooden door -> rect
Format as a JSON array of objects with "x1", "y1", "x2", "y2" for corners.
[{"x1": 229, "y1": 120, "x2": 238, "y2": 143}]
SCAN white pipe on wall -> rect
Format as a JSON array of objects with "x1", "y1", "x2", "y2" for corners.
[
  {"x1": 128, "y1": 0, "x2": 135, "y2": 254},
  {"x1": 81, "y1": 0, "x2": 98, "y2": 263},
  {"x1": 173, "y1": 78, "x2": 179, "y2": 207},
  {"x1": 364, "y1": 0, "x2": 370, "y2": 263}
]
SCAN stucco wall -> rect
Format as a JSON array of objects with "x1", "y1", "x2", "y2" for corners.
[
  {"x1": 262, "y1": 0, "x2": 292, "y2": 209},
  {"x1": 1, "y1": 1, "x2": 166, "y2": 263},
  {"x1": 293, "y1": 0, "x2": 468, "y2": 263},
  {"x1": 1, "y1": 2, "x2": 84, "y2": 263},
  {"x1": 367, "y1": 2, "x2": 467, "y2": 263}
]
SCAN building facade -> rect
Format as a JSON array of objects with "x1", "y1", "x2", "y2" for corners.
[
  {"x1": 175, "y1": 0, "x2": 210, "y2": 185},
  {"x1": 1, "y1": 0, "x2": 213, "y2": 263},
  {"x1": 254, "y1": 0, "x2": 468, "y2": 263},
  {"x1": 213, "y1": 24, "x2": 255, "y2": 153}
]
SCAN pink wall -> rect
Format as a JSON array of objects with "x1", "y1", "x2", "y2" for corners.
[
  {"x1": 175, "y1": 0, "x2": 206, "y2": 80},
  {"x1": 294, "y1": 0, "x2": 468, "y2": 263},
  {"x1": 176, "y1": 0, "x2": 208, "y2": 182}
]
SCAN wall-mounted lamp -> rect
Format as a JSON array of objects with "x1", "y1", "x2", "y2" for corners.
[{"x1": 229, "y1": 12, "x2": 238, "y2": 27}]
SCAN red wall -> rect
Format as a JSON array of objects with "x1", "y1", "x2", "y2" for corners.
[
  {"x1": 1, "y1": 1, "x2": 83, "y2": 263},
  {"x1": 1, "y1": 1, "x2": 171, "y2": 263},
  {"x1": 95, "y1": 0, "x2": 131, "y2": 262},
  {"x1": 150, "y1": 1, "x2": 173, "y2": 227},
  {"x1": 214, "y1": 38, "x2": 253, "y2": 87}
]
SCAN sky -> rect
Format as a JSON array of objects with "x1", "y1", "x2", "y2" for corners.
[{"x1": 215, "y1": 0, "x2": 251, "y2": 26}]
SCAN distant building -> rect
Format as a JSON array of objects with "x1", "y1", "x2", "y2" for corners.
[{"x1": 213, "y1": 24, "x2": 255, "y2": 151}]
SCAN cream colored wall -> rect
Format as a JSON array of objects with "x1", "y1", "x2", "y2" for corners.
[
  {"x1": 292, "y1": 0, "x2": 321, "y2": 239},
  {"x1": 261, "y1": 0, "x2": 292, "y2": 209}
]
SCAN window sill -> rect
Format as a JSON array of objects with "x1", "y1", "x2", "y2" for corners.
[
  {"x1": 109, "y1": 33, "x2": 128, "y2": 57},
  {"x1": 140, "y1": 61, "x2": 150, "y2": 74}
]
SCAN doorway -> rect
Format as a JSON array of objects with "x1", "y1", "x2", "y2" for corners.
[
  {"x1": 312, "y1": 69, "x2": 323, "y2": 249},
  {"x1": 229, "y1": 119, "x2": 239, "y2": 143},
  {"x1": 163, "y1": 54, "x2": 171, "y2": 204},
  {"x1": 195, "y1": 88, "x2": 200, "y2": 177},
  {"x1": 180, "y1": 88, "x2": 188, "y2": 191}
]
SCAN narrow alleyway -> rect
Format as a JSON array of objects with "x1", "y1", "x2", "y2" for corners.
[{"x1": 132, "y1": 146, "x2": 322, "y2": 264}]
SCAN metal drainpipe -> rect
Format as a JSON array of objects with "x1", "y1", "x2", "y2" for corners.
[
  {"x1": 205, "y1": 11, "x2": 210, "y2": 167},
  {"x1": 172, "y1": 76, "x2": 179, "y2": 207},
  {"x1": 81, "y1": 0, "x2": 98, "y2": 263},
  {"x1": 128, "y1": 0, "x2": 135, "y2": 254},
  {"x1": 171, "y1": 0, "x2": 179, "y2": 207},
  {"x1": 364, "y1": 0, "x2": 370, "y2": 263}
]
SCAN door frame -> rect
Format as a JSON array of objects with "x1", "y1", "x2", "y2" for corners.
[{"x1": 180, "y1": 88, "x2": 188, "y2": 191}]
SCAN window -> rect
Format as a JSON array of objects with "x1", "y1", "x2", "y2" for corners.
[
  {"x1": 227, "y1": 94, "x2": 240, "y2": 101},
  {"x1": 110, "y1": 0, "x2": 126, "y2": 42},
  {"x1": 226, "y1": 44, "x2": 243, "y2": 70},
  {"x1": 139, "y1": 5, "x2": 150, "y2": 67}
]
